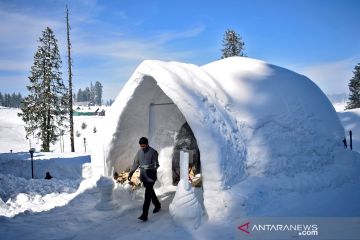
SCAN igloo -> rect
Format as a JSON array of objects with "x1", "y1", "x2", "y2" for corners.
[{"x1": 91, "y1": 57, "x2": 345, "y2": 219}]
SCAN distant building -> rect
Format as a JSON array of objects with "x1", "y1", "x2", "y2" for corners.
[
  {"x1": 73, "y1": 105, "x2": 106, "y2": 116},
  {"x1": 95, "y1": 108, "x2": 106, "y2": 116}
]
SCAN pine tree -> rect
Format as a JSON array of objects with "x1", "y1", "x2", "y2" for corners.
[
  {"x1": 77, "y1": 89, "x2": 83, "y2": 102},
  {"x1": 221, "y1": 29, "x2": 245, "y2": 59},
  {"x1": 0, "y1": 92, "x2": 22, "y2": 108},
  {"x1": 19, "y1": 27, "x2": 68, "y2": 152},
  {"x1": 13, "y1": 93, "x2": 20, "y2": 107},
  {"x1": 84, "y1": 87, "x2": 91, "y2": 101},
  {"x1": 4, "y1": 94, "x2": 10, "y2": 107},
  {"x1": 11, "y1": 93, "x2": 16, "y2": 107},
  {"x1": 90, "y1": 82, "x2": 95, "y2": 103},
  {"x1": 346, "y1": 63, "x2": 360, "y2": 110},
  {"x1": 19, "y1": 93, "x2": 23, "y2": 107},
  {"x1": 94, "y1": 81, "x2": 103, "y2": 105},
  {"x1": 106, "y1": 99, "x2": 114, "y2": 106},
  {"x1": 15, "y1": 93, "x2": 22, "y2": 108}
]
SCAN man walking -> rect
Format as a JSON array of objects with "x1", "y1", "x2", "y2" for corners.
[{"x1": 128, "y1": 137, "x2": 161, "y2": 221}]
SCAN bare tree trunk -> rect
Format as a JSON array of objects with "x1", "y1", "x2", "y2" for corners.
[{"x1": 66, "y1": 5, "x2": 75, "y2": 152}]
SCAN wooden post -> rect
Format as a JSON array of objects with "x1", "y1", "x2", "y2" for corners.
[
  {"x1": 83, "y1": 137, "x2": 87, "y2": 152},
  {"x1": 350, "y1": 130, "x2": 353, "y2": 150},
  {"x1": 29, "y1": 149, "x2": 35, "y2": 179},
  {"x1": 66, "y1": 5, "x2": 75, "y2": 152}
]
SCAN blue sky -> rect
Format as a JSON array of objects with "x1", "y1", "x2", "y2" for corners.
[{"x1": 0, "y1": 0, "x2": 360, "y2": 100}]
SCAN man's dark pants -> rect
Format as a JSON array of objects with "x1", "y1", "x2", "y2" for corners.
[
  {"x1": 141, "y1": 169, "x2": 160, "y2": 216},
  {"x1": 142, "y1": 181, "x2": 160, "y2": 216}
]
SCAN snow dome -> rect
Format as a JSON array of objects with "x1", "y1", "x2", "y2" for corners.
[{"x1": 92, "y1": 57, "x2": 344, "y2": 219}]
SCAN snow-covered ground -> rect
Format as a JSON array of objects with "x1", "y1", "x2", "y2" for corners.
[{"x1": 1, "y1": 103, "x2": 360, "y2": 239}]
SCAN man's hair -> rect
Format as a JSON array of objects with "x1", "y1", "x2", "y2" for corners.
[{"x1": 139, "y1": 137, "x2": 148, "y2": 145}]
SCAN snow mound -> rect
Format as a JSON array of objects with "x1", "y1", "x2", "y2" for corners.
[
  {"x1": 95, "y1": 176, "x2": 118, "y2": 210},
  {"x1": 0, "y1": 173, "x2": 81, "y2": 217},
  {"x1": 0, "y1": 152, "x2": 92, "y2": 217},
  {"x1": 338, "y1": 108, "x2": 360, "y2": 151}
]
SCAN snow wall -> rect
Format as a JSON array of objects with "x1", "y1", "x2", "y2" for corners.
[{"x1": 92, "y1": 57, "x2": 344, "y2": 219}]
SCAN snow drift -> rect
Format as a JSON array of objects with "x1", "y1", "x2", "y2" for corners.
[{"x1": 92, "y1": 56, "x2": 345, "y2": 219}]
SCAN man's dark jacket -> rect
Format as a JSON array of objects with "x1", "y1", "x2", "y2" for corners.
[{"x1": 129, "y1": 146, "x2": 159, "y2": 183}]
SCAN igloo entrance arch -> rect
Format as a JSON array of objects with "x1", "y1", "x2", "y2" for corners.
[{"x1": 105, "y1": 76, "x2": 202, "y2": 191}]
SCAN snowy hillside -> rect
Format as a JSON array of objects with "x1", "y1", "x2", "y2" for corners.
[
  {"x1": 0, "y1": 107, "x2": 106, "y2": 153},
  {"x1": 0, "y1": 107, "x2": 30, "y2": 153}
]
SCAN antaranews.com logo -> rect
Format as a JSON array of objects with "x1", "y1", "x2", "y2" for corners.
[
  {"x1": 236, "y1": 217, "x2": 360, "y2": 240},
  {"x1": 238, "y1": 221, "x2": 318, "y2": 237}
]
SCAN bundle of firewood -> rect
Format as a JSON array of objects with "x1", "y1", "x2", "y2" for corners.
[
  {"x1": 189, "y1": 168, "x2": 202, "y2": 187},
  {"x1": 114, "y1": 169, "x2": 141, "y2": 190}
]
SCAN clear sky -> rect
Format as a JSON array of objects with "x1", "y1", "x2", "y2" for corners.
[{"x1": 1, "y1": 0, "x2": 360, "y2": 100}]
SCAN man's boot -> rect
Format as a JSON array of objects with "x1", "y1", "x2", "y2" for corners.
[
  {"x1": 138, "y1": 213, "x2": 148, "y2": 221},
  {"x1": 153, "y1": 205, "x2": 161, "y2": 213}
]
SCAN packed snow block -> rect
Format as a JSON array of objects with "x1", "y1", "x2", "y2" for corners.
[
  {"x1": 169, "y1": 179, "x2": 202, "y2": 229},
  {"x1": 92, "y1": 56, "x2": 345, "y2": 220},
  {"x1": 95, "y1": 176, "x2": 118, "y2": 210},
  {"x1": 169, "y1": 152, "x2": 202, "y2": 229}
]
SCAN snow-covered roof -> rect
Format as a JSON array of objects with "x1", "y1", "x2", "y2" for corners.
[
  {"x1": 73, "y1": 106, "x2": 107, "y2": 113},
  {"x1": 92, "y1": 57, "x2": 344, "y2": 219}
]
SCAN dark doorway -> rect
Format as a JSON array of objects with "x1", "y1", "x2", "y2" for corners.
[{"x1": 172, "y1": 122, "x2": 202, "y2": 187}]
